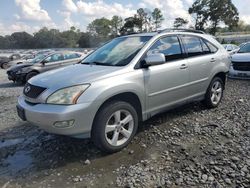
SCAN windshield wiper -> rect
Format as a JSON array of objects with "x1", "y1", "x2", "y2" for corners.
[{"x1": 81, "y1": 61, "x2": 114, "y2": 66}]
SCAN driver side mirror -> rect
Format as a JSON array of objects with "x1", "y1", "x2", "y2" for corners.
[
  {"x1": 41, "y1": 59, "x2": 49, "y2": 65},
  {"x1": 142, "y1": 53, "x2": 166, "y2": 67}
]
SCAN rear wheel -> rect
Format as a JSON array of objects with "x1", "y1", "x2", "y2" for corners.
[
  {"x1": 1, "y1": 62, "x2": 8, "y2": 69},
  {"x1": 203, "y1": 77, "x2": 224, "y2": 108},
  {"x1": 26, "y1": 72, "x2": 38, "y2": 82},
  {"x1": 91, "y1": 101, "x2": 138, "y2": 153}
]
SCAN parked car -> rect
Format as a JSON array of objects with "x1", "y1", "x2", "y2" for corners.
[
  {"x1": 17, "y1": 29, "x2": 230, "y2": 153},
  {"x1": 229, "y1": 42, "x2": 250, "y2": 79},
  {"x1": 7, "y1": 51, "x2": 84, "y2": 83},
  {"x1": 5, "y1": 54, "x2": 36, "y2": 69},
  {"x1": 222, "y1": 44, "x2": 240, "y2": 55},
  {"x1": 0, "y1": 53, "x2": 22, "y2": 69}
]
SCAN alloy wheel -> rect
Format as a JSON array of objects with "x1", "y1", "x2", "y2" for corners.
[{"x1": 105, "y1": 110, "x2": 134, "y2": 147}]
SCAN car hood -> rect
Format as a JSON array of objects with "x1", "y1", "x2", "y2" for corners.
[
  {"x1": 29, "y1": 64, "x2": 126, "y2": 89},
  {"x1": 232, "y1": 53, "x2": 250, "y2": 62},
  {"x1": 7, "y1": 63, "x2": 33, "y2": 71}
]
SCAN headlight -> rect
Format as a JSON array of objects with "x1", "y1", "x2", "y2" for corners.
[
  {"x1": 16, "y1": 70, "x2": 22, "y2": 74},
  {"x1": 46, "y1": 84, "x2": 90, "y2": 105}
]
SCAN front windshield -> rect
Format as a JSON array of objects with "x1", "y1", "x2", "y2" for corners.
[
  {"x1": 81, "y1": 36, "x2": 152, "y2": 66},
  {"x1": 238, "y1": 43, "x2": 250, "y2": 53},
  {"x1": 31, "y1": 54, "x2": 46, "y2": 64}
]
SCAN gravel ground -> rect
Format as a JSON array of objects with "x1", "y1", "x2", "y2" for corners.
[{"x1": 0, "y1": 68, "x2": 249, "y2": 188}]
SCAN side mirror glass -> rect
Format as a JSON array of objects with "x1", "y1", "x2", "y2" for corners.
[{"x1": 143, "y1": 53, "x2": 165, "y2": 67}]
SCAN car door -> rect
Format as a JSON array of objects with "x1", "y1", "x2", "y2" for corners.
[
  {"x1": 143, "y1": 35, "x2": 190, "y2": 115},
  {"x1": 62, "y1": 53, "x2": 81, "y2": 66},
  {"x1": 181, "y1": 35, "x2": 217, "y2": 96},
  {"x1": 41, "y1": 53, "x2": 64, "y2": 72}
]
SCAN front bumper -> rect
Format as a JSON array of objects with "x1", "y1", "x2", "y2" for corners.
[
  {"x1": 7, "y1": 71, "x2": 26, "y2": 82},
  {"x1": 17, "y1": 96, "x2": 98, "y2": 138},
  {"x1": 228, "y1": 67, "x2": 250, "y2": 79}
]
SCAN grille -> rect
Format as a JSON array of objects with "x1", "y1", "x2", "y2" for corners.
[
  {"x1": 23, "y1": 83, "x2": 46, "y2": 99},
  {"x1": 7, "y1": 71, "x2": 14, "y2": 76},
  {"x1": 232, "y1": 61, "x2": 250, "y2": 71}
]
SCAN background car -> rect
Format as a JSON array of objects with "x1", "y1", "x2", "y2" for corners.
[
  {"x1": 4, "y1": 54, "x2": 36, "y2": 69},
  {"x1": 222, "y1": 44, "x2": 240, "y2": 55},
  {"x1": 229, "y1": 42, "x2": 250, "y2": 79},
  {"x1": 7, "y1": 51, "x2": 85, "y2": 83},
  {"x1": 0, "y1": 53, "x2": 22, "y2": 69}
]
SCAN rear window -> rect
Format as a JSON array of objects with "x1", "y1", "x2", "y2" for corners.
[
  {"x1": 182, "y1": 36, "x2": 203, "y2": 57},
  {"x1": 204, "y1": 40, "x2": 218, "y2": 53}
]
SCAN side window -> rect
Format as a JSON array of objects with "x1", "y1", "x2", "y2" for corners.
[
  {"x1": 45, "y1": 53, "x2": 64, "y2": 63},
  {"x1": 200, "y1": 39, "x2": 211, "y2": 54},
  {"x1": 204, "y1": 40, "x2": 218, "y2": 53},
  {"x1": 182, "y1": 36, "x2": 203, "y2": 57},
  {"x1": 64, "y1": 53, "x2": 81, "y2": 60},
  {"x1": 147, "y1": 36, "x2": 183, "y2": 62}
]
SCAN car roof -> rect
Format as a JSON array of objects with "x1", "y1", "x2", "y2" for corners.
[{"x1": 119, "y1": 30, "x2": 208, "y2": 39}]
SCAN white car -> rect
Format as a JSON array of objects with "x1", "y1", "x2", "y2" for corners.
[
  {"x1": 223, "y1": 44, "x2": 240, "y2": 55},
  {"x1": 230, "y1": 42, "x2": 250, "y2": 79}
]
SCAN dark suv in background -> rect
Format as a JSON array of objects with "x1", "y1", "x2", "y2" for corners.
[{"x1": 7, "y1": 51, "x2": 85, "y2": 83}]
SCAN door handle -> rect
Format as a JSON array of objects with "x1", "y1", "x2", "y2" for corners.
[
  {"x1": 180, "y1": 64, "x2": 188, "y2": 69},
  {"x1": 210, "y1": 58, "x2": 216, "y2": 63}
]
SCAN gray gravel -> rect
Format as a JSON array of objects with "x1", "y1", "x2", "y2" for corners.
[{"x1": 0, "y1": 68, "x2": 249, "y2": 188}]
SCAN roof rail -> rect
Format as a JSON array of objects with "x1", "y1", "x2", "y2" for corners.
[{"x1": 159, "y1": 28, "x2": 205, "y2": 34}]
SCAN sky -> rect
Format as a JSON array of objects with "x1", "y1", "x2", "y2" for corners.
[{"x1": 0, "y1": 0, "x2": 250, "y2": 36}]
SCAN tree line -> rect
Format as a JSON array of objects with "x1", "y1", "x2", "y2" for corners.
[{"x1": 0, "y1": 0, "x2": 248, "y2": 49}]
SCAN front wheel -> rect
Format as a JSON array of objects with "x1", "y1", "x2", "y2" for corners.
[
  {"x1": 91, "y1": 101, "x2": 138, "y2": 153},
  {"x1": 26, "y1": 72, "x2": 38, "y2": 82},
  {"x1": 203, "y1": 77, "x2": 224, "y2": 108}
]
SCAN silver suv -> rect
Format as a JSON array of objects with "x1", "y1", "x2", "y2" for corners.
[{"x1": 17, "y1": 30, "x2": 230, "y2": 153}]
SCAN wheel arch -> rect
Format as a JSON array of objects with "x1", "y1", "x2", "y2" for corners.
[
  {"x1": 93, "y1": 92, "x2": 143, "y2": 124},
  {"x1": 213, "y1": 72, "x2": 227, "y2": 89}
]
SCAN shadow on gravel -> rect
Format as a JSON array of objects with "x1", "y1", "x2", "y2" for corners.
[{"x1": 0, "y1": 82, "x2": 23, "y2": 88}]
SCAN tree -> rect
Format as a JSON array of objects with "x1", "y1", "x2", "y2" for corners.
[
  {"x1": 9, "y1": 32, "x2": 33, "y2": 49},
  {"x1": 189, "y1": 0, "x2": 239, "y2": 34},
  {"x1": 136, "y1": 8, "x2": 147, "y2": 32},
  {"x1": 87, "y1": 18, "x2": 112, "y2": 37},
  {"x1": 120, "y1": 17, "x2": 137, "y2": 35},
  {"x1": 152, "y1": 8, "x2": 164, "y2": 30},
  {"x1": 111, "y1": 16, "x2": 123, "y2": 36},
  {"x1": 33, "y1": 27, "x2": 66, "y2": 48},
  {"x1": 208, "y1": 0, "x2": 239, "y2": 34},
  {"x1": 189, "y1": 0, "x2": 209, "y2": 31},
  {"x1": 174, "y1": 17, "x2": 188, "y2": 28},
  {"x1": 78, "y1": 32, "x2": 97, "y2": 48},
  {"x1": 60, "y1": 27, "x2": 81, "y2": 48}
]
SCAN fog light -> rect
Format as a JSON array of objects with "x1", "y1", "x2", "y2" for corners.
[{"x1": 53, "y1": 120, "x2": 75, "y2": 128}]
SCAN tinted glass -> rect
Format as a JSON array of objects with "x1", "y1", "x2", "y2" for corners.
[
  {"x1": 45, "y1": 53, "x2": 64, "y2": 62},
  {"x1": 31, "y1": 54, "x2": 46, "y2": 64},
  {"x1": 147, "y1": 36, "x2": 183, "y2": 61},
  {"x1": 238, "y1": 43, "x2": 250, "y2": 53},
  {"x1": 205, "y1": 40, "x2": 218, "y2": 53},
  {"x1": 64, "y1": 53, "x2": 81, "y2": 60},
  {"x1": 182, "y1": 36, "x2": 203, "y2": 57},
  {"x1": 200, "y1": 39, "x2": 211, "y2": 54},
  {"x1": 82, "y1": 36, "x2": 152, "y2": 66}
]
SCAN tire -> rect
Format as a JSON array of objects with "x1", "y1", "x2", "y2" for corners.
[
  {"x1": 26, "y1": 72, "x2": 38, "y2": 82},
  {"x1": 203, "y1": 77, "x2": 224, "y2": 108},
  {"x1": 91, "y1": 101, "x2": 138, "y2": 153},
  {"x1": 1, "y1": 62, "x2": 8, "y2": 69}
]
